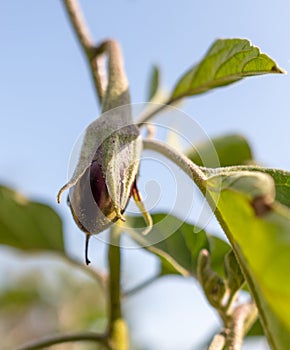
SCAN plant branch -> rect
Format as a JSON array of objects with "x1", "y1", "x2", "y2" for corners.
[
  {"x1": 14, "y1": 332, "x2": 110, "y2": 350},
  {"x1": 107, "y1": 228, "x2": 128, "y2": 350},
  {"x1": 225, "y1": 302, "x2": 258, "y2": 350},
  {"x1": 63, "y1": 0, "x2": 94, "y2": 51},
  {"x1": 207, "y1": 302, "x2": 258, "y2": 350},
  {"x1": 199, "y1": 164, "x2": 290, "y2": 179},
  {"x1": 208, "y1": 332, "x2": 227, "y2": 350},
  {"x1": 108, "y1": 229, "x2": 122, "y2": 324},
  {"x1": 62, "y1": 0, "x2": 106, "y2": 103}
]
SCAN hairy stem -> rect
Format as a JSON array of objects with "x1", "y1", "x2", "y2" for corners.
[
  {"x1": 225, "y1": 302, "x2": 258, "y2": 350},
  {"x1": 62, "y1": 0, "x2": 106, "y2": 102},
  {"x1": 208, "y1": 333, "x2": 227, "y2": 350},
  {"x1": 14, "y1": 332, "x2": 110, "y2": 350},
  {"x1": 208, "y1": 303, "x2": 258, "y2": 350}
]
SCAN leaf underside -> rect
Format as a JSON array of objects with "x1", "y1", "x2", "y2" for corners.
[{"x1": 0, "y1": 185, "x2": 64, "y2": 253}]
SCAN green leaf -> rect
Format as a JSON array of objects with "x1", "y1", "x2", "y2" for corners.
[
  {"x1": 0, "y1": 185, "x2": 64, "y2": 252},
  {"x1": 147, "y1": 65, "x2": 160, "y2": 101},
  {"x1": 125, "y1": 213, "x2": 231, "y2": 277},
  {"x1": 187, "y1": 134, "x2": 253, "y2": 167},
  {"x1": 246, "y1": 319, "x2": 264, "y2": 337},
  {"x1": 204, "y1": 166, "x2": 290, "y2": 208},
  {"x1": 172, "y1": 38, "x2": 284, "y2": 100},
  {"x1": 207, "y1": 172, "x2": 290, "y2": 349}
]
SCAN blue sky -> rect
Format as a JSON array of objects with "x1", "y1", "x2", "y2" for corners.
[{"x1": 1, "y1": 1, "x2": 290, "y2": 349}]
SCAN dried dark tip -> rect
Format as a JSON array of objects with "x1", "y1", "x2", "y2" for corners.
[
  {"x1": 271, "y1": 65, "x2": 285, "y2": 74},
  {"x1": 85, "y1": 234, "x2": 91, "y2": 265},
  {"x1": 251, "y1": 195, "x2": 273, "y2": 217}
]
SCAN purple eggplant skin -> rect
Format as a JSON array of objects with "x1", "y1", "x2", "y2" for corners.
[
  {"x1": 67, "y1": 163, "x2": 119, "y2": 235},
  {"x1": 67, "y1": 124, "x2": 141, "y2": 236}
]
